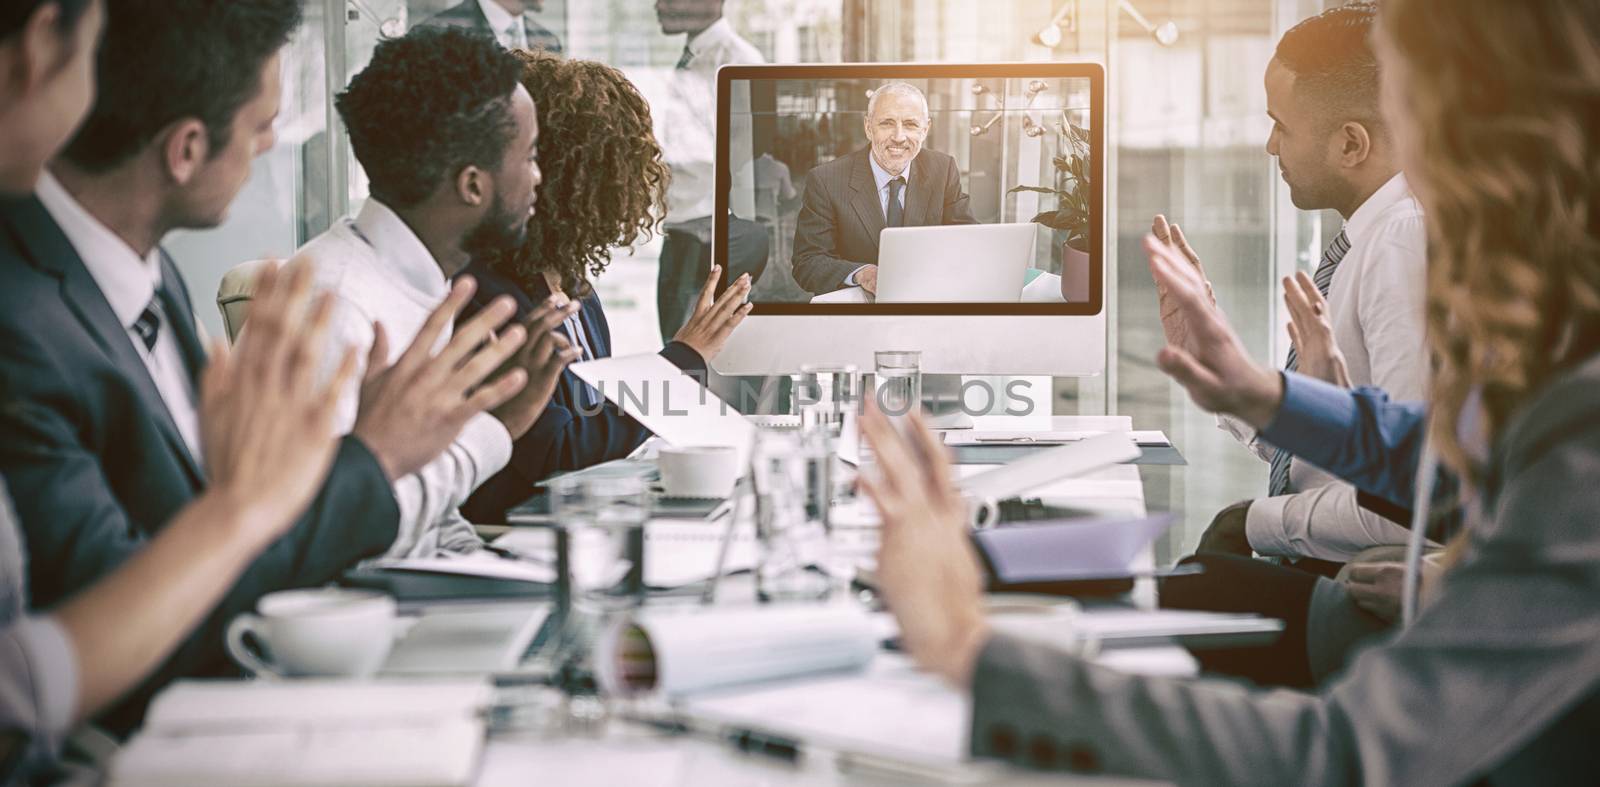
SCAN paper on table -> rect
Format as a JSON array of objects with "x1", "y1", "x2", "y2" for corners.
[
  {"x1": 944, "y1": 429, "x2": 1170, "y2": 447},
  {"x1": 370, "y1": 551, "x2": 554, "y2": 584},
  {"x1": 957, "y1": 432, "x2": 1141, "y2": 502},
  {"x1": 594, "y1": 604, "x2": 877, "y2": 698},
  {"x1": 381, "y1": 604, "x2": 550, "y2": 676},
  {"x1": 570, "y1": 353, "x2": 758, "y2": 466},
  {"x1": 974, "y1": 514, "x2": 1175, "y2": 581}
]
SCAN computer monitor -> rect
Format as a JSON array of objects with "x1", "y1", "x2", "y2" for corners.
[{"x1": 711, "y1": 62, "x2": 1106, "y2": 376}]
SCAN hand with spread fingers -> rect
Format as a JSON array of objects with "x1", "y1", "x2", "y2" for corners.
[
  {"x1": 201, "y1": 259, "x2": 358, "y2": 542},
  {"x1": 1144, "y1": 234, "x2": 1284, "y2": 430},
  {"x1": 1151, "y1": 214, "x2": 1218, "y2": 355},
  {"x1": 858, "y1": 405, "x2": 989, "y2": 687},
  {"x1": 352, "y1": 277, "x2": 530, "y2": 481},
  {"x1": 1283, "y1": 271, "x2": 1352, "y2": 388},
  {"x1": 672, "y1": 264, "x2": 754, "y2": 360},
  {"x1": 489, "y1": 298, "x2": 585, "y2": 439}
]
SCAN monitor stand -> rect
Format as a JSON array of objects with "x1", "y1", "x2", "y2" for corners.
[{"x1": 922, "y1": 374, "x2": 975, "y2": 430}]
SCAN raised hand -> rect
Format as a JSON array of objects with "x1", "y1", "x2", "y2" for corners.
[
  {"x1": 353, "y1": 277, "x2": 529, "y2": 481},
  {"x1": 1145, "y1": 234, "x2": 1283, "y2": 429},
  {"x1": 200, "y1": 260, "x2": 357, "y2": 543},
  {"x1": 488, "y1": 299, "x2": 584, "y2": 438},
  {"x1": 672, "y1": 264, "x2": 754, "y2": 360},
  {"x1": 858, "y1": 404, "x2": 989, "y2": 687},
  {"x1": 1283, "y1": 271, "x2": 1352, "y2": 388},
  {"x1": 1151, "y1": 215, "x2": 1217, "y2": 355}
]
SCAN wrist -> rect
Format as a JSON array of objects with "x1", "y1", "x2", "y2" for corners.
[
  {"x1": 937, "y1": 617, "x2": 990, "y2": 688},
  {"x1": 351, "y1": 430, "x2": 400, "y2": 483},
  {"x1": 1236, "y1": 369, "x2": 1285, "y2": 431},
  {"x1": 188, "y1": 488, "x2": 283, "y2": 555}
]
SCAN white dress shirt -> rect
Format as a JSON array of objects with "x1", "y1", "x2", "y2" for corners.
[
  {"x1": 844, "y1": 154, "x2": 913, "y2": 286},
  {"x1": 476, "y1": 0, "x2": 527, "y2": 49},
  {"x1": 296, "y1": 199, "x2": 512, "y2": 557},
  {"x1": 658, "y1": 18, "x2": 765, "y2": 224},
  {"x1": 35, "y1": 172, "x2": 204, "y2": 462},
  {"x1": 1223, "y1": 173, "x2": 1428, "y2": 560}
]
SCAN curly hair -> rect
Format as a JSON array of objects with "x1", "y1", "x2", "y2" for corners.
[
  {"x1": 1383, "y1": 0, "x2": 1600, "y2": 483},
  {"x1": 488, "y1": 51, "x2": 669, "y2": 299},
  {"x1": 336, "y1": 27, "x2": 522, "y2": 209}
]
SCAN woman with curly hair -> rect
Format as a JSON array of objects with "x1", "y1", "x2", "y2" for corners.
[
  {"x1": 460, "y1": 51, "x2": 752, "y2": 522},
  {"x1": 861, "y1": 0, "x2": 1600, "y2": 783}
]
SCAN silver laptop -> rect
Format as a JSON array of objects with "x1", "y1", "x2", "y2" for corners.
[{"x1": 875, "y1": 223, "x2": 1036, "y2": 303}]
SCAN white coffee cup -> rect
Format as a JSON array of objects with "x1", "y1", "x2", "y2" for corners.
[
  {"x1": 657, "y1": 445, "x2": 741, "y2": 499},
  {"x1": 225, "y1": 588, "x2": 397, "y2": 678}
]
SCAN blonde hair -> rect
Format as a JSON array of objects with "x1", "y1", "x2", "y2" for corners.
[{"x1": 1383, "y1": 0, "x2": 1600, "y2": 483}]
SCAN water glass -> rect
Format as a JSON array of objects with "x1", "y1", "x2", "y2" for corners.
[
  {"x1": 550, "y1": 475, "x2": 649, "y2": 614},
  {"x1": 750, "y1": 431, "x2": 833, "y2": 602},
  {"x1": 794, "y1": 363, "x2": 861, "y2": 435},
  {"x1": 873, "y1": 350, "x2": 923, "y2": 420}
]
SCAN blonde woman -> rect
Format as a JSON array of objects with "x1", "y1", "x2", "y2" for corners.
[{"x1": 861, "y1": 0, "x2": 1600, "y2": 782}]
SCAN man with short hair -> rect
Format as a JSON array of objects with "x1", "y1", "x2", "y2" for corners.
[
  {"x1": 1159, "y1": 2, "x2": 1426, "y2": 564},
  {"x1": 0, "y1": 0, "x2": 533, "y2": 731},
  {"x1": 295, "y1": 27, "x2": 578, "y2": 553},
  {"x1": 791, "y1": 81, "x2": 978, "y2": 296}
]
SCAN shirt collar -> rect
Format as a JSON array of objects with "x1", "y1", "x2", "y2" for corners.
[
  {"x1": 35, "y1": 171, "x2": 163, "y2": 330},
  {"x1": 868, "y1": 150, "x2": 912, "y2": 193},
  {"x1": 352, "y1": 199, "x2": 450, "y2": 301},
  {"x1": 688, "y1": 18, "x2": 734, "y2": 56},
  {"x1": 477, "y1": 0, "x2": 521, "y2": 35},
  {"x1": 1345, "y1": 172, "x2": 1412, "y2": 243}
]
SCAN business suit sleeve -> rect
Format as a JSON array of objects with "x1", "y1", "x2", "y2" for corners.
[
  {"x1": 1258, "y1": 374, "x2": 1428, "y2": 508},
  {"x1": 791, "y1": 170, "x2": 865, "y2": 295},
  {"x1": 941, "y1": 157, "x2": 978, "y2": 225},
  {"x1": 0, "y1": 332, "x2": 399, "y2": 730},
  {"x1": 973, "y1": 397, "x2": 1600, "y2": 784}
]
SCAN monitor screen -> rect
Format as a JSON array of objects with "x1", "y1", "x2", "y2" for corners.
[{"x1": 714, "y1": 63, "x2": 1103, "y2": 316}]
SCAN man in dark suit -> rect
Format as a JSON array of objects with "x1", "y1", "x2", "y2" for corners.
[
  {"x1": 791, "y1": 82, "x2": 977, "y2": 297},
  {"x1": 421, "y1": 0, "x2": 562, "y2": 54},
  {"x1": 0, "y1": 0, "x2": 536, "y2": 732}
]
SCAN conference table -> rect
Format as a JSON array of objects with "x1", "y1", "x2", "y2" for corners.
[{"x1": 474, "y1": 415, "x2": 1181, "y2": 786}]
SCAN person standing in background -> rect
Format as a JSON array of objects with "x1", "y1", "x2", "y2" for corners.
[
  {"x1": 653, "y1": 0, "x2": 768, "y2": 341},
  {"x1": 422, "y1": 0, "x2": 563, "y2": 55}
]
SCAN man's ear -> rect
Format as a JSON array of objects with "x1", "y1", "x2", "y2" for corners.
[
  {"x1": 2, "y1": 2, "x2": 62, "y2": 99},
  {"x1": 162, "y1": 119, "x2": 210, "y2": 186},
  {"x1": 456, "y1": 165, "x2": 488, "y2": 208},
  {"x1": 1338, "y1": 121, "x2": 1373, "y2": 168}
]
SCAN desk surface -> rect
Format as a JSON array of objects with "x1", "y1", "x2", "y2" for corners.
[{"x1": 476, "y1": 416, "x2": 1163, "y2": 786}]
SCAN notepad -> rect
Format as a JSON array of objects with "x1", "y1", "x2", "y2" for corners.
[{"x1": 111, "y1": 680, "x2": 491, "y2": 787}]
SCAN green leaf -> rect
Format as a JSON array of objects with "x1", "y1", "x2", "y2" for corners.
[
  {"x1": 1008, "y1": 185, "x2": 1062, "y2": 196},
  {"x1": 1028, "y1": 210, "x2": 1074, "y2": 231}
]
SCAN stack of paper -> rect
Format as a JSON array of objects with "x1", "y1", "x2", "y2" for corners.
[{"x1": 111, "y1": 680, "x2": 492, "y2": 787}]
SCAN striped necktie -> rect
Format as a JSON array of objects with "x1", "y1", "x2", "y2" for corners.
[
  {"x1": 1267, "y1": 229, "x2": 1351, "y2": 496},
  {"x1": 132, "y1": 296, "x2": 163, "y2": 352}
]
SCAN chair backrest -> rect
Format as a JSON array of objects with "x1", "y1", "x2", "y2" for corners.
[{"x1": 216, "y1": 259, "x2": 273, "y2": 343}]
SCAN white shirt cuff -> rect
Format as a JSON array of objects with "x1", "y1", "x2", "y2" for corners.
[
  {"x1": 844, "y1": 266, "x2": 866, "y2": 286},
  {"x1": 17, "y1": 614, "x2": 79, "y2": 739},
  {"x1": 1244, "y1": 495, "x2": 1294, "y2": 557},
  {"x1": 458, "y1": 412, "x2": 514, "y2": 481}
]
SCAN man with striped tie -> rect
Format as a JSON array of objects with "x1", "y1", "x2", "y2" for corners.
[{"x1": 1156, "y1": 4, "x2": 1427, "y2": 567}]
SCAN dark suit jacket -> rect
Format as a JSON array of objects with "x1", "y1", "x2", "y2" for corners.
[
  {"x1": 790, "y1": 146, "x2": 977, "y2": 295},
  {"x1": 0, "y1": 195, "x2": 399, "y2": 732},
  {"x1": 457, "y1": 262, "x2": 707, "y2": 522},
  {"x1": 420, "y1": 0, "x2": 563, "y2": 54}
]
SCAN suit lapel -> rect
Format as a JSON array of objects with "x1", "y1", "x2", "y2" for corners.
[
  {"x1": 904, "y1": 151, "x2": 940, "y2": 226},
  {"x1": 157, "y1": 250, "x2": 208, "y2": 387},
  {"x1": 8, "y1": 199, "x2": 206, "y2": 485},
  {"x1": 846, "y1": 150, "x2": 886, "y2": 252}
]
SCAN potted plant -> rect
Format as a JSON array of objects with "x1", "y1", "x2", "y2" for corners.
[{"x1": 1008, "y1": 118, "x2": 1092, "y2": 302}]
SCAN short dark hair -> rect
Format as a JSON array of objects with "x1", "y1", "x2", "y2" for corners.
[
  {"x1": 1, "y1": 0, "x2": 92, "y2": 41},
  {"x1": 335, "y1": 28, "x2": 523, "y2": 209},
  {"x1": 60, "y1": 0, "x2": 302, "y2": 173},
  {"x1": 1275, "y1": 3, "x2": 1382, "y2": 129}
]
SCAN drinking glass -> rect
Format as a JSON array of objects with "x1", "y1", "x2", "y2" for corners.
[{"x1": 873, "y1": 350, "x2": 923, "y2": 420}]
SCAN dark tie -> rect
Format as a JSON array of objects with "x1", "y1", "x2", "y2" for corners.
[
  {"x1": 676, "y1": 45, "x2": 694, "y2": 70},
  {"x1": 133, "y1": 296, "x2": 163, "y2": 352},
  {"x1": 1268, "y1": 228, "x2": 1352, "y2": 496},
  {"x1": 886, "y1": 176, "x2": 905, "y2": 228}
]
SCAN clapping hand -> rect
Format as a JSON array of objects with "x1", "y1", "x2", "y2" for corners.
[
  {"x1": 1283, "y1": 271, "x2": 1352, "y2": 388},
  {"x1": 489, "y1": 299, "x2": 584, "y2": 439},
  {"x1": 200, "y1": 260, "x2": 357, "y2": 542},
  {"x1": 1151, "y1": 215, "x2": 1217, "y2": 355},
  {"x1": 1145, "y1": 234, "x2": 1284, "y2": 429},
  {"x1": 857, "y1": 404, "x2": 989, "y2": 687},
  {"x1": 672, "y1": 264, "x2": 753, "y2": 360},
  {"x1": 353, "y1": 278, "x2": 529, "y2": 481}
]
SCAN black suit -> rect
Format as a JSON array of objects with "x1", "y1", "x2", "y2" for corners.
[
  {"x1": 0, "y1": 195, "x2": 399, "y2": 732},
  {"x1": 790, "y1": 146, "x2": 977, "y2": 295},
  {"x1": 420, "y1": 0, "x2": 563, "y2": 54}
]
